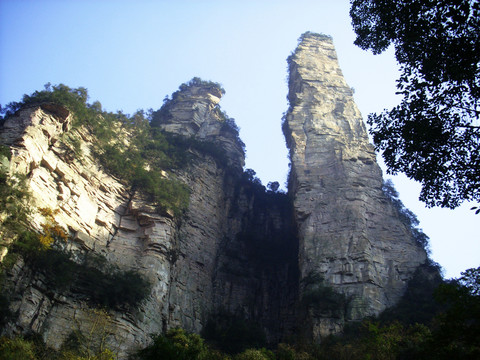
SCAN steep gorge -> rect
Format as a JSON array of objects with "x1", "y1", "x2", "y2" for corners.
[{"x1": 0, "y1": 33, "x2": 428, "y2": 357}]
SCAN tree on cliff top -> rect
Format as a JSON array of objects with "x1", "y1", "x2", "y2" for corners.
[{"x1": 350, "y1": 0, "x2": 480, "y2": 208}]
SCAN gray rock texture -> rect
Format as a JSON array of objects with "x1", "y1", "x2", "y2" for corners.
[
  {"x1": 0, "y1": 33, "x2": 429, "y2": 356},
  {"x1": 283, "y1": 33, "x2": 427, "y2": 339},
  {"x1": 0, "y1": 94, "x2": 297, "y2": 356},
  {"x1": 154, "y1": 82, "x2": 245, "y2": 173},
  {"x1": 1, "y1": 105, "x2": 178, "y2": 355},
  {"x1": 153, "y1": 83, "x2": 298, "y2": 342}
]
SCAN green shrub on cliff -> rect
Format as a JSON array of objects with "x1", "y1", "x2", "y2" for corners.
[
  {"x1": 0, "y1": 144, "x2": 11, "y2": 160},
  {"x1": 0, "y1": 336, "x2": 36, "y2": 360},
  {"x1": 0, "y1": 331, "x2": 117, "y2": 360},
  {"x1": 382, "y1": 179, "x2": 430, "y2": 252},
  {"x1": 0, "y1": 170, "x2": 31, "y2": 243},
  {"x1": 301, "y1": 272, "x2": 350, "y2": 317},
  {"x1": 2, "y1": 210, "x2": 151, "y2": 310},
  {"x1": 234, "y1": 348, "x2": 275, "y2": 360},
  {"x1": 0, "y1": 83, "x2": 92, "y2": 126},
  {"x1": 9, "y1": 236, "x2": 151, "y2": 309},
  {"x1": 179, "y1": 77, "x2": 226, "y2": 95},
  {"x1": 0, "y1": 84, "x2": 191, "y2": 216},
  {"x1": 135, "y1": 328, "x2": 213, "y2": 360},
  {"x1": 0, "y1": 165, "x2": 32, "y2": 321},
  {"x1": 135, "y1": 327, "x2": 273, "y2": 360}
]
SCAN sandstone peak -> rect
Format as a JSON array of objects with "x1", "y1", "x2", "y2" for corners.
[
  {"x1": 177, "y1": 79, "x2": 224, "y2": 104},
  {"x1": 0, "y1": 35, "x2": 433, "y2": 356},
  {"x1": 284, "y1": 32, "x2": 427, "y2": 339},
  {"x1": 287, "y1": 32, "x2": 356, "y2": 125},
  {"x1": 151, "y1": 77, "x2": 245, "y2": 172}
]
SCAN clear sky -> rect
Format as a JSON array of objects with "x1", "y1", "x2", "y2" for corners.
[{"x1": 1, "y1": 0, "x2": 478, "y2": 278}]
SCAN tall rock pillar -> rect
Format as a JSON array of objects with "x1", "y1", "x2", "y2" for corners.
[{"x1": 283, "y1": 32, "x2": 427, "y2": 339}]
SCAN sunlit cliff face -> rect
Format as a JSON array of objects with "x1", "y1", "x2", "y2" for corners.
[
  {"x1": 0, "y1": 33, "x2": 429, "y2": 356},
  {"x1": 284, "y1": 32, "x2": 426, "y2": 339}
]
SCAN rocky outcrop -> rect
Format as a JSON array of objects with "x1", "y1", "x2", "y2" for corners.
[
  {"x1": 212, "y1": 183, "x2": 299, "y2": 342},
  {"x1": 283, "y1": 32, "x2": 427, "y2": 339},
  {"x1": 0, "y1": 100, "x2": 252, "y2": 355},
  {"x1": 152, "y1": 82, "x2": 299, "y2": 342},
  {"x1": 0, "y1": 92, "x2": 296, "y2": 356},
  {"x1": 152, "y1": 80, "x2": 245, "y2": 173},
  {"x1": 0, "y1": 104, "x2": 178, "y2": 355},
  {"x1": 0, "y1": 33, "x2": 430, "y2": 357}
]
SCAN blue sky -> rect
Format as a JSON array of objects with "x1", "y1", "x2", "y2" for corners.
[{"x1": 1, "y1": 0, "x2": 478, "y2": 278}]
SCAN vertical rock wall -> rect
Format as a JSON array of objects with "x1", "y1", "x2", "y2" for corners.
[
  {"x1": 0, "y1": 105, "x2": 178, "y2": 355},
  {"x1": 283, "y1": 33, "x2": 427, "y2": 339},
  {"x1": 0, "y1": 35, "x2": 433, "y2": 355},
  {"x1": 212, "y1": 184, "x2": 299, "y2": 342},
  {"x1": 154, "y1": 84, "x2": 299, "y2": 342},
  {"x1": 0, "y1": 85, "x2": 298, "y2": 356}
]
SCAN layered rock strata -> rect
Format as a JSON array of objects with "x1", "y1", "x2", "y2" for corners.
[
  {"x1": 0, "y1": 105, "x2": 178, "y2": 355},
  {"x1": 153, "y1": 84, "x2": 299, "y2": 341},
  {"x1": 0, "y1": 33, "x2": 431, "y2": 356},
  {"x1": 0, "y1": 86, "x2": 298, "y2": 356},
  {"x1": 283, "y1": 32, "x2": 427, "y2": 338},
  {"x1": 153, "y1": 82, "x2": 245, "y2": 173}
]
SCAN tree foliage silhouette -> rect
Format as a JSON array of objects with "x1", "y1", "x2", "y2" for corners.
[{"x1": 350, "y1": 0, "x2": 480, "y2": 208}]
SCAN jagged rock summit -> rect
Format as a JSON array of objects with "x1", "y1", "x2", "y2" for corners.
[
  {"x1": 151, "y1": 78, "x2": 245, "y2": 173},
  {"x1": 0, "y1": 32, "x2": 429, "y2": 357},
  {"x1": 284, "y1": 32, "x2": 427, "y2": 338}
]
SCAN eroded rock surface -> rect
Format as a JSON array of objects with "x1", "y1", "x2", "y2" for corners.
[
  {"x1": 153, "y1": 83, "x2": 245, "y2": 173},
  {"x1": 283, "y1": 33, "x2": 427, "y2": 338},
  {"x1": 0, "y1": 94, "x2": 296, "y2": 356},
  {"x1": 1, "y1": 105, "x2": 178, "y2": 355},
  {"x1": 0, "y1": 34, "x2": 431, "y2": 356}
]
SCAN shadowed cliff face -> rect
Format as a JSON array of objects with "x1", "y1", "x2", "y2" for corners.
[
  {"x1": 283, "y1": 32, "x2": 427, "y2": 339},
  {"x1": 0, "y1": 87, "x2": 298, "y2": 356},
  {"x1": 149, "y1": 82, "x2": 299, "y2": 343},
  {"x1": 0, "y1": 34, "x2": 430, "y2": 357}
]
